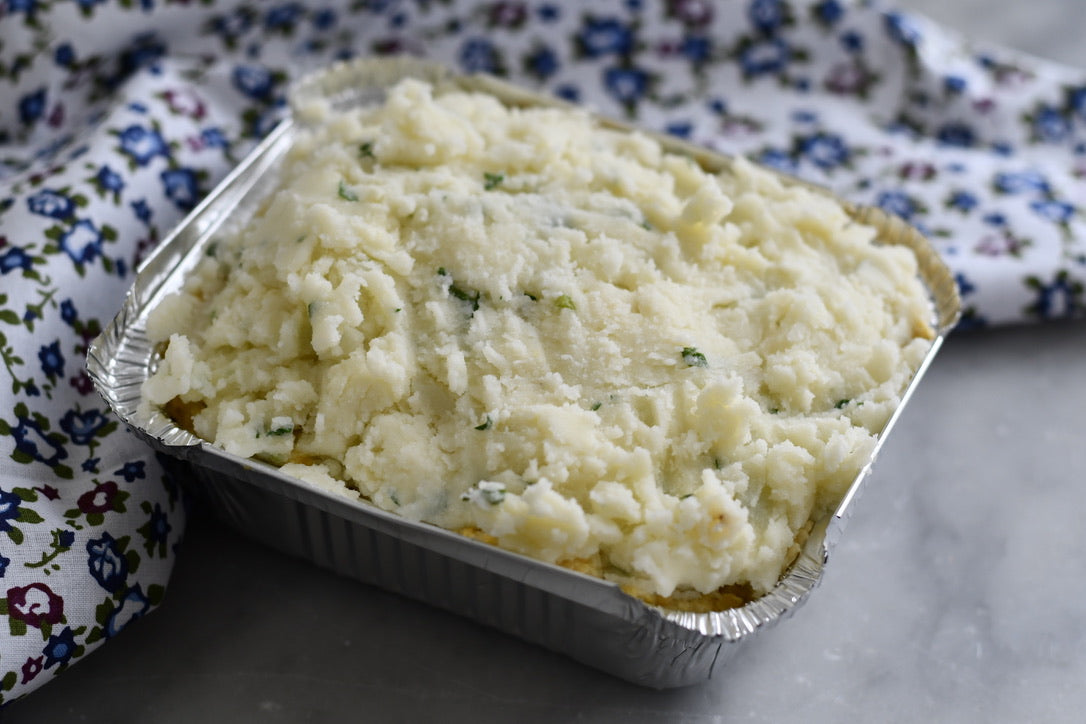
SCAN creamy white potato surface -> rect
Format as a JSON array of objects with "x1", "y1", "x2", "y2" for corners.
[{"x1": 142, "y1": 79, "x2": 933, "y2": 600}]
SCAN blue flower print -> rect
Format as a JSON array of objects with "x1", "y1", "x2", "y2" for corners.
[
  {"x1": 0, "y1": 488, "x2": 25, "y2": 533},
  {"x1": 944, "y1": 75, "x2": 967, "y2": 94},
  {"x1": 38, "y1": 340, "x2": 65, "y2": 379},
  {"x1": 161, "y1": 167, "x2": 199, "y2": 210},
  {"x1": 1026, "y1": 271, "x2": 1084, "y2": 319},
  {"x1": 666, "y1": 121, "x2": 693, "y2": 138},
  {"x1": 118, "y1": 124, "x2": 169, "y2": 166},
  {"x1": 311, "y1": 8, "x2": 337, "y2": 30},
  {"x1": 603, "y1": 66, "x2": 650, "y2": 106},
  {"x1": 797, "y1": 131, "x2": 849, "y2": 170},
  {"x1": 757, "y1": 148, "x2": 798, "y2": 173},
  {"x1": 232, "y1": 64, "x2": 274, "y2": 100},
  {"x1": 840, "y1": 30, "x2": 863, "y2": 53},
  {"x1": 59, "y1": 408, "x2": 110, "y2": 445},
  {"x1": 264, "y1": 2, "x2": 303, "y2": 31},
  {"x1": 876, "y1": 190, "x2": 916, "y2": 221},
  {"x1": 212, "y1": 10, "x2": 254, "y2": 42},
  {"x1": 42, "y1": 627, "x2": 79, "y2": 669},
  {"x1": 200, "y1": 127, "x2": 229, "y2": 149},
  {"x1": 59, "y1": 219, "x2": 104, "y2": 265},
  {"x1": 140, "y1": 502, "x2": 172, "y2": 555},
  {"x1": 739, "y1": 38, "x2": 791, "y2": 77},
  {"x1": 955, "y1": 272, "x2": 977, "y2": 296},
  {"x1": 1031, "y1": 105, "x2": 1071, "y2": 143},
  {"x1": 105, "y1": 586, "x2": 151, "y2": 638},
  {"x1": 131, "y1": 198, "x2": 153, "y2": 224},
  {"x1": 1030, "y1": 199, "x2": 1074, "y2": 224},
  {"x1": 0, "y1": 246, "x2": 34, "y2": 275},
  {"x1": 577, "y1": 17, "x2": 633, "y2": 58},
  {"x1": 114, "y1": 460, "x2": 146, "y2": 482},
  {"x1": 27, "y1": 189, "x2": 75, "y2": 220},
  {"x1": 459, "y1": 38, "x2": 501, "y2": 73},
  {"x1": 7, "y1": 0, "x2": 38, "y2": 15},
  {"x1": 681, "y1": 36, "x2": 711, "y2": 63},
  {"x1": 555, "y1": 84, "x2": 580, "y2": 102},
  {"x1": 525, "y1": 45, "x2": 559, "y2": 80},
  {"x1": 884, "y1": 11, "x2": 921, "y2": 47},
  {"x1": 0, "y1": 552, "x2": 9, "y2": 577},
  {"x1": 813, "y1": 0, "x2": 844, "y2": 25},
  {"x1": 993, "y1": 170, "x2": 1049, "y2": 194},
  {"x1": 57, "y1": 529, "x2": 76, "y2": 548},
  {"x1": 11, "y1": 415, "x2": 68, "y2": 467},
  {"x1": 95, "y1": 165, "x2": 125, "y2": 195},
  {"x1": 54, "y1": 43, "x2": 76, "y2": 67},
  {"x1": 60, "y1": 298, "x2": 78, "y2": 325},
  {"x1": 538, "y1": 4, "x2": 560, "y2": 22},
  {"x1": 19, "y1": 88, "x2": 47, "y2": 124},
  {"x1": 1069, "y1": 86, "x2": 1086, "y2": 119},
  {"x1": 748, "y1": 0, "x2": 787, "y2": 34},
  {"x1": 936, "y1": 122, "x2": 975, "y2": 148},
  {"x1": 87, "y1": 533, "x2": 128, "y2": 593},
  {"x1": 947, "y1": 190, "x2": 978, "y2": 212}
]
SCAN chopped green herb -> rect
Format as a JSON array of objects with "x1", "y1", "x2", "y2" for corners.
[
  {"x1": 394, "y1": 307, "x2": 402, "y2": 313},
  {"x1": 681, "y1": 346, "x2": 708, "y2": 367},
  {"x1": 590, "y1": 401, "x2": 602, "y2": 411},
  {"x1": 554, "y1": 294, "x2": 576, "y2": 310},
  {"x1": 712, "y1": 457, "x2": 722, "y2": 470},
  {"x1": 205, "y1": 242, "x2": 218, "y2": 257},
  {"x1": 835, "y1": 399, "x2": 851, "y2": 409},
  {"x1": 267, "y1": 425, "x2": 293, "y2": 437},
  {"x1": 438, "y1": 268, "x2": 480, "y2": 312},
  {"x1": 295, "y1": 235, "x2": 306, "y2": 243},
  {"x1": 461, "y1": 481, "x2": 506, "y2": 505},
  {"x1": 769, "y1": 407, "x2": 780, "y2": 414},
  {"x1": 524, "y1": 292, "x2": 538, "y2": 301},
  {"x1": 450, "y1": 284, "x2": 480, "y2": 311},
  {"x1": 479, "y1": 484, "x2": 505, "y2": 504},
  {"x1": 640, "y1": 220, "x2": 653, "y2": 230},
  {"x1": 338, "y1": 180, "x2": 358, "y2": 202},
  {"x1": 359, "y1": 141, "x2": 375, "y2": 159},
  {"x1": 474, "y1": 415, "x2": 493, "y2": 431},
  {"x1": 680, "y1": 493, "x2": 695, "y2": 500},
  {"x1": 389, "y1": 490, "x2": 400, "y2": 506},
  {"x1": 483, "y1": 172, "x2": 505, "y2": 190}
]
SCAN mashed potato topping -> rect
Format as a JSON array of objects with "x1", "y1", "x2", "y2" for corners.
[{"x1": 142, "y1": 78, "x2": 933, "y2": 601}]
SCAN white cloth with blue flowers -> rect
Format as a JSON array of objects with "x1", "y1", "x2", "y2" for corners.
[{"x1": 1, "y1": 0, "x2": 1083, "y2": 706}]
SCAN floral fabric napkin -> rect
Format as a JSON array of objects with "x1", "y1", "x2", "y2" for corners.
[{"x1": 1, "y1": 0, "x2": 1083, "y2": 705}]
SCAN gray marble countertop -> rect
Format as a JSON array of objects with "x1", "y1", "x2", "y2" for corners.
[{"x1": 7, "y1": 2, "x2": 1085, "y2": 722}]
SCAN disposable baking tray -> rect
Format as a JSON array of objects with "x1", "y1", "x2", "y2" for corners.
[{"x1": 87, "y1": 57, "x2": 960, "y2": 688}]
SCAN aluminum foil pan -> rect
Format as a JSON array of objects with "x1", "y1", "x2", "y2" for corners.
[{"x1": 88, "y1": 57, "x2": 961, "y2": 688}]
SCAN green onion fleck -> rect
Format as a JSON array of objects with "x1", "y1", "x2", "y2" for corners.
[
  {"x1": 590, "y1": 401, "x2": 602, "y2": 411},
  {"x1": 681, "y1": 346, "x2": 708, "y2": 367},
  {"x1": 338, "y1": 180, "x2": 358, "y2": 201},
  {"x1": 483, "y1": 172, "x2": 504, "y2": 190},
  {"x1": 554, "y1": 294, "x2": 576, "y2": 310},
  {"x1": 835, "y1": 399, "x2": 851, "y2": 409},
  {"x1": 475, "y1": 415, "x2": 493, "y2": 431},
  {"x1": 359, "y1": 141, "x2": 375, "y2": 159}
]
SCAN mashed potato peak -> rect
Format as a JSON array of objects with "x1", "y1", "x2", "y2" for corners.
[{"x1": 142, "y1": 78, "x2": 933, "y2": 600}]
